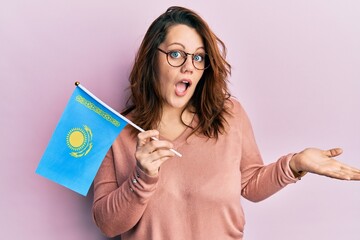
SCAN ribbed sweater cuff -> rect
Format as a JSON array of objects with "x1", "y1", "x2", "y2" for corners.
[
  {"x1": 125, "y1": 166, "x2": 159, "y2": 205},
  {"x1": 281, "y1": 153, "x2": 300, "y2": 183}
]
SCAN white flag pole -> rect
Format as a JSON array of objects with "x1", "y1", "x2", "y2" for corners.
[{"x1": 75, "y1": 82, "x2": 182, "y2": 157}]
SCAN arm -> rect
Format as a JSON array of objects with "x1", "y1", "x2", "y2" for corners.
[
  {"x1": 238, "y1": 105, "x2": 298, "y2": 202},
  {"x1": 92, "y1": 146, "x2": 159, "y2": 237},
  {"x1": 238, "y1": 103, "x2": 360, "y2": 202},
  {"x1": 92, "y1": 130, "x2": 175, "y2": 237}
]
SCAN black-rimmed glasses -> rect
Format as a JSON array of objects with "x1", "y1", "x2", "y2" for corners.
[{"x1": 157, "y1": 48, "x2": 210, "y2": 70}]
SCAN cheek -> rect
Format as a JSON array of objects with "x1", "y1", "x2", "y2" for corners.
[
  {"x1": 161, "y1": 68, "x2": 177, "y2": 84},
  {"x1": 159, "y1": 69, "x2": 176, "y2": 94},
  {"x1": 158, "y1": 58, "x2": 174, "y2": 77},
  {"x1": 157, "y1": 64, "x2": 171, "y2": 86}
]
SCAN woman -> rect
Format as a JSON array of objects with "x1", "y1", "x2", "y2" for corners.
[{"x1": 92, "y1": 6, "x2": 360, "y2": 239}]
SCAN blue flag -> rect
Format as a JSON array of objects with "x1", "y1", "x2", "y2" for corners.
[{"x1": 36, "y1": 84, "x2": 127, "y2": 196}]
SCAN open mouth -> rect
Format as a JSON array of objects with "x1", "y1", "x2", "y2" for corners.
[{"x1": 175, "y1": 80, "x2": 192, "y2": 94}]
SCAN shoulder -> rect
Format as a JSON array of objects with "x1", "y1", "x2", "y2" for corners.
[
  {"x1": 223, "y1": 96, "x2": 255, "y2": 132},
  {"x1": 226, "y1": 96, "x2": 246, "y2": 118}
]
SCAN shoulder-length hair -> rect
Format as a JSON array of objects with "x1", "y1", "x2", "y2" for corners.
[{"x1": 123, "y1": 6, "x2": 232, "y2": 139}]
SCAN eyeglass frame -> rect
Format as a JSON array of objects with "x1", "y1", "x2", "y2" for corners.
[{"x1": 157, "y1": 48, "x2": 210, "y2": 70}]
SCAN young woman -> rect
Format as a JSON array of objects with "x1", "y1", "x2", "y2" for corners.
[{"x1": 92, "y1": 6, "x2": 360, "y2": 240}]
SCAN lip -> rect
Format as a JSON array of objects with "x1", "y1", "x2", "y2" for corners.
[{"x1": 174, "y1": 78, "x2": 193, "y2": 97}]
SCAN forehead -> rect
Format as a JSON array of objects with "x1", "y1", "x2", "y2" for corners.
[{"x1": 162, "y1": 24, "x2": 204, "y2": 50}]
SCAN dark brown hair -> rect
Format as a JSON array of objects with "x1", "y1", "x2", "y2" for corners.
[{"x1": 123, "y1": 6, "x2": 232, "y2": 139}]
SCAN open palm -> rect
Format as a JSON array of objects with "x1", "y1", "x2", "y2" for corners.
[{"x1": 290, "y1": 148, "x2": 360, "y2": 180}]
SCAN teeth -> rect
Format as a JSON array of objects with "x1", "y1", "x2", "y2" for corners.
[{"x1": 182, "y1": 81, "x2": 190, "y2": 87}]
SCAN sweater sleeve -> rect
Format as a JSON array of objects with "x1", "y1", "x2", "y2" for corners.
[
  {"x1": 92, "y1": 145, "x2": 159, "y2": 237},
  {"x1": 238, "y1": 102, "x2": 299, "y2": 202}
]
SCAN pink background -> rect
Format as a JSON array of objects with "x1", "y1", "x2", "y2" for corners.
[{"x1": 1, "y1": 1, "x2": 359, "y2": 239}]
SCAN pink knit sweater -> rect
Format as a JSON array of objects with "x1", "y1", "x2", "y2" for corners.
[{"x1": 92, "y1": 98, "x2": 298, "y2": 239}]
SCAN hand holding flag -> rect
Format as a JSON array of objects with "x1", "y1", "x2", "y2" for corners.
[{"x1": 36, "y1": 82, "x2": 181, "y2": 196}]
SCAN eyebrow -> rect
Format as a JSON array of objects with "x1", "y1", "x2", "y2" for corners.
[{"x1": 167, "y1": 42, "x2": 205, "y2": 52}]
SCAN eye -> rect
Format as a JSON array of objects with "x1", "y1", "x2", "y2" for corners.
[
  {"x1": 169, "y1": 50, "x2": 183, "y2": 59},
  {"x1": 193, "y1": 54, "x2": 205, "y2": 62}
]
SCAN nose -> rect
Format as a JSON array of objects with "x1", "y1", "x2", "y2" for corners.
[{"x1": 181, "y1": 54, "x2": 195, "y2": 73}]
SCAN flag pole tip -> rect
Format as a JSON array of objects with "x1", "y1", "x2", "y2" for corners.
[{"x1": 75, "y1": 81, "x2": 80, "y2": 86}]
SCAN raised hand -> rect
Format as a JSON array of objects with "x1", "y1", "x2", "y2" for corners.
[
  {"x1": 289, "y1": 148, "x2": 360, "y2": 180},
  {"x1": 135, "y1": 130, "x2": 175, "y2": 176}
]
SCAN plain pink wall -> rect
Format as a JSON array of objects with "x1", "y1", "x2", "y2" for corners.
[{"x1": 1, "y1": 1, "x2": 359, "y2": 239}]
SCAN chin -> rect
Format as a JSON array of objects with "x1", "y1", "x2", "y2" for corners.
[
  {"x1": 167, "y1": 99, "x2": 189, "y2": 110},
  {"x1": 171, "y1": 103, "x2": 188, "y2": 110}
]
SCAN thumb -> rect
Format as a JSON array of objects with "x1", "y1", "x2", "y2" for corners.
[{"x1": 325, "y1": 148, "x2": 343, "y2": 157}]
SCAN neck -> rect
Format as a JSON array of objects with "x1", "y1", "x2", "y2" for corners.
[
  {"x1": 157, "y1": 105, "x2": 194, "y2": 140},
  {"x1": 161, "y1": 104, "x2": 194, "y2": 125}
]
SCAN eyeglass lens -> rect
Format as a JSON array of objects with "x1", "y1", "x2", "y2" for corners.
[{"x1": 166, "y1": 50, "x2": 209, "y2": 70}]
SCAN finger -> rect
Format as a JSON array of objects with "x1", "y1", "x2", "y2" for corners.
[
  {"x1": 319, "y1": 163, "x2": 360, "y2": 181},
  {"x1": 317, "y1": 165, "x2": 351, "y2": 180},
  {"x1": 349, "y1": 174, "x2": 360, "y2": 180},
  {"x1": 330, "y1": 172, "x2": 352, "y2": 181},
  {"x1": 135, "y1": 139, "x2": 174, "y2": 162},
  {"x1": 137, "y1": 149, "x2": 175, "y2": 172},
  {"x1": 152, "y1": 149, "x2": 175, "y2": 159},
  {"x1": 325, "y1": 148, "x2": 343, "y2": 157},
  {"x1": 143, "y1": 140, "x2": 174, "y2": 155},
  {"x1": 137, "y1": 130, "x2": 159, "y2": 147},
  {"x1": 331, "y1": 170, "x2": 360, "y2": 181},
  {"x1": 150, "y1": 149, "x2": 176, "y2": 163},
  {"x1": 338, "y1": 162, "x2": 360, "y2": 174},
  {"x1": 339, "y1": 165, "x2": 360, "y2": 180}
]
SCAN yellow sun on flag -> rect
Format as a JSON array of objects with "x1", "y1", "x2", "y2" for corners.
[
  {"x1": 66, "y1": 125, "x2": 93, "y2": 158},
  {"x1": 68, "y1": 130, "x2": 85, "y2": 148}
]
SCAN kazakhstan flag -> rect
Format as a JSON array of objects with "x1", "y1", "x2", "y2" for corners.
[{"x1": 36, "y1": 83, "x2": 127, "y2": 196}]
